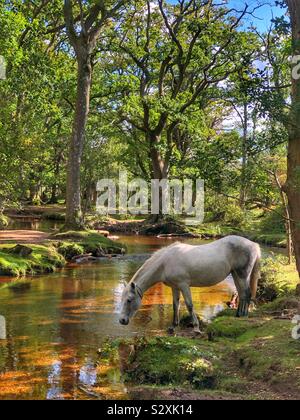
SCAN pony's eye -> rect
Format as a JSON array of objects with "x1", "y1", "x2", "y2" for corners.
[{"x1": 127, "y1": 299, "x2": 131, "y2": 304}]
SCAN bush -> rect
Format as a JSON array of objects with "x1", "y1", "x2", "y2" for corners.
[
  {"x1": 224, "y1": 204, "x2": 246, "y2": 228},
  {"x1": 259, "y1": 208, "x2": 285, "y2": 234},
  {"x1": 0, "y1": 213, "x2": 9, "y2": 229},
  {"x1": 257, "y1": 256, "x2": 292, "y2": 302}
]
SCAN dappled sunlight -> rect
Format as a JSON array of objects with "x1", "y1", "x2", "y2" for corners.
[{"x1": 0, "y1": 235, "x2": 234, "y2": 399}]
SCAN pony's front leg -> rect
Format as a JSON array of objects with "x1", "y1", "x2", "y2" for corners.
[
  {"x1": 180, "y1": 284, "x2": 202, "y2": 335},
  {"x1": 168, "y1": 288, "x2": 180, "y2": 333}
]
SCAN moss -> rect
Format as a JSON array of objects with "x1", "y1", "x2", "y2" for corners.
[
  {"x1": 51, "y1": 230, "x2": 126, "y2": 257},
  {"x1": 57, "y1": 242, "x2": 84, "y2": 260},
  {"x1": 207, "y1": 317, "x2": 266, "y2": 339},
  {"x1": 0, "y1": 231, "x2": 126, "y2": 277},
  {"x1": 0, "y1": 244, "x2": 65, "y2": 278},
  {"x1": 101, "y1": 337, "x2": 221, "y2": 390},
  {"x1": 97, "y1": 308, "x2": 300, "y2": 399},
  {"x1": 233, "y1": 320, "x2": 300, "y2": 389}
]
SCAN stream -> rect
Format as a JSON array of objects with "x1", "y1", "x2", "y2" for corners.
[{"x1": 0, "y1": 233, "x2": 282, "y2": 400}]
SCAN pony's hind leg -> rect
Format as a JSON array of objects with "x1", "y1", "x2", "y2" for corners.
[
  {"x1": 168, "y1": 288, "x2": 180, "y2": 333},
  {"x1": 232, "y1": 270, "x2": 251, "y2": 317},
  {"x1": 180, "y1": 284, "x2": 202, "y2": 334}
]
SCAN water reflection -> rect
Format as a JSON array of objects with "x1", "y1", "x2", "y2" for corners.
[
  {"x1": 8, "y1": 217, "x2": 63, "y2": 232},
  {"x1": 0, "y1": 235, "x2": 234, "y2": 400}
]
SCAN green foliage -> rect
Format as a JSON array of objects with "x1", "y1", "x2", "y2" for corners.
[
  {"x1": 0, "y1": 213, "x2": 9, "y2": 229},
  {"x1": 258, "y1": 256, "x2": 296, "y2": 302},
  {"x1": 259, "y1": 209, "x2": 286, "y2": 234},
  {"x1": 223, "y1": 204, "x2": 246, "y2": 228},
  {"x1": 57, "y1": 242, "x2": 84, "y2": 260},
  {"x1": 100, "y1": 314, "x2": 300, "y2": 399},
  {"x1": 123, "y1": 337, "x2": 220, "y2": 389}
]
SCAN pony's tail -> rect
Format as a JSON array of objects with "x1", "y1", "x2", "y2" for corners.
[{"x1": 250, "y1": 245, "x2": 261, "y2": 300}]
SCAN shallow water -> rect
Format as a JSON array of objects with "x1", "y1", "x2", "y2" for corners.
[
  {"x1": 8, "y1": 217, "x2": 63, "y2": 232},
  {"x1": 0, "y1": 235, "x2": 244, "y2": 400}
]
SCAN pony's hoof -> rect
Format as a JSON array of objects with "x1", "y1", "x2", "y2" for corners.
[
  {"x1": 236, "y1": 300, "x2": 250, "y2": 317},
  {"x1": 193, "y1": 329, "x2": 204, "y2": 337}
]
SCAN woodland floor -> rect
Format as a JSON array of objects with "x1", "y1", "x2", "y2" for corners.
[{"x1": 0, "y1": 230, "x2": 49, "y2": 244}]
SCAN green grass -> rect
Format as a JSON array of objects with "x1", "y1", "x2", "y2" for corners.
[
  {"x1": 0, "y1": 244, "x2": 65, "y2": 277},
  {"x1": 99, "y1": 307, "x2": 300, "y2": 399},
  {"x1": 51, "y1": 230, "x2": 126, "y2": 257},
  {"x1": 0, "y1": 231, "x2": 126, "y2": 278},
  {"x1": 206, "y1": 317, "x2": 266, "y2": 339},
  {"x1": 105, "y1": 337, "x2": 222, "y2": 389}
]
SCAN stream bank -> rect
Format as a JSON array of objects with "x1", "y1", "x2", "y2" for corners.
[
  {"x1": 98, "y1": 297, "x2": 300, "y2": 400},
  {"x1": 0, "y1": 231, "x2": 125, "y2": 277},
  {"x1": 0, "y1": 234, "x2": 298, "y2": 400}
]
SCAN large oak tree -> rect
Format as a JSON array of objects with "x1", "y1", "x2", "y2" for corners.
[{"x1": 63, "y1": 0, "x2": 124, "y2": 229}]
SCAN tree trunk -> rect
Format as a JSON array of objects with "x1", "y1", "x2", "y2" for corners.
[
  {"x1": 285, "y1": 0, "x2": 300, "y2": 280},
  {"x1": 274, "y1": 171, "x2": 293, "y2": 264},
  {"x1": 50, "y1": 154, "x2": 62, "y2": 204},
  {"x1": 149, "y1": 133, "x2": 169, "y2": 222},
  {"x1": 65, "y1": 55, "x2": 92, "y2": 230},
  {"x1": 240, "y1": 103, "x2": 248, "y2": 208}
]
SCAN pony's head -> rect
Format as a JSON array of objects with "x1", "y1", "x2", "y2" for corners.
[{"x1": 119, "y1": 282, "x2": 143, "y2": 325}]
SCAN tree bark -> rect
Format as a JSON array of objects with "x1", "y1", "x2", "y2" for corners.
[
  {"x1": 149, "y1": 132, "x2": 169, "y2": 222},
  {"x1": 240, "y1": 102, "x2": 248, "y2": 208},
  {"x1": 65, "y1": 54, "x2": 92, "y2": 229},
  {"x1": 63, "y1": 0, "x2": 126, "y2": 230},
  {"x1": 285, "y1": 1, "x2": 300, "y2": 278},
  {"x1": 274, "y1": 171, "x2": 293, "y2": 264}
]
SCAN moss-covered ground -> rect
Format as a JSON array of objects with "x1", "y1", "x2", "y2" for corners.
[
  {"x1": 0, "y1": 231, "x2": 125, "y2": 277},
  {"x1": 98, "y1": 297, "x2": 300, "y2": 400},
  {"x1": 0, "y1": 243, "x2": 65, "y2": 277}
]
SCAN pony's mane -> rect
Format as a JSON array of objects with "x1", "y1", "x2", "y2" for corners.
[
  {"x1": 145, "y1": 241, "x2": 181, "y2": 265},
  {"x1": 131, "y1": 242, "x2": 181, "y2": 283}
]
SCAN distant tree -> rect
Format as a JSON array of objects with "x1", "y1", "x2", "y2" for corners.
[{"x1": 104, "y1": 0, "x2": 258, "y2": 218}]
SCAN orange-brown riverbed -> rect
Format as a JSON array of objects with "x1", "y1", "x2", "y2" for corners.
[{"x1": 0, "y1": 235, "x2": 237, "y2": 400}]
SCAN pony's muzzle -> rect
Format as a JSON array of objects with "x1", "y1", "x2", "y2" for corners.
[{"x1": 119, "y1": 317, "x2": 129, "y2": 325}]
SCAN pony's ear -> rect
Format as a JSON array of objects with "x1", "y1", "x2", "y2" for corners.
[
  {"x1": 131, "y1": 282, "x2": 136, "y2": 290},
  {"x1": 122, "y1": 281, "x2": 127, "y2": 287}
]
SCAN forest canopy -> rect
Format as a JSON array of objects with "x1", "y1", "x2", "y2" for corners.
[{"x1": 0, "y1": 0, "x2": 298, "y2": 269}]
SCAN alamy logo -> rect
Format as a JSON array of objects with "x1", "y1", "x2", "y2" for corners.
[
  {"x1": 291, "y1": 315, "x2": 300, "y2": 340},
  {"x1": 0, "y1": 55, "x2": 6, "y2": 80},
  {"x1": 96, "y1": 171, "x2": 204, "y2": 226}
]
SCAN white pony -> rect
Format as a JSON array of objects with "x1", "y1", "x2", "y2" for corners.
[{"x1": 119, "y1": 236, "x2": 261, "y2": 333}]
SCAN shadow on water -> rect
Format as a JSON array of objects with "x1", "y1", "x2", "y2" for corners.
[{"x1": 0, "y1": 235, "x2": 235, "y2": 400}]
